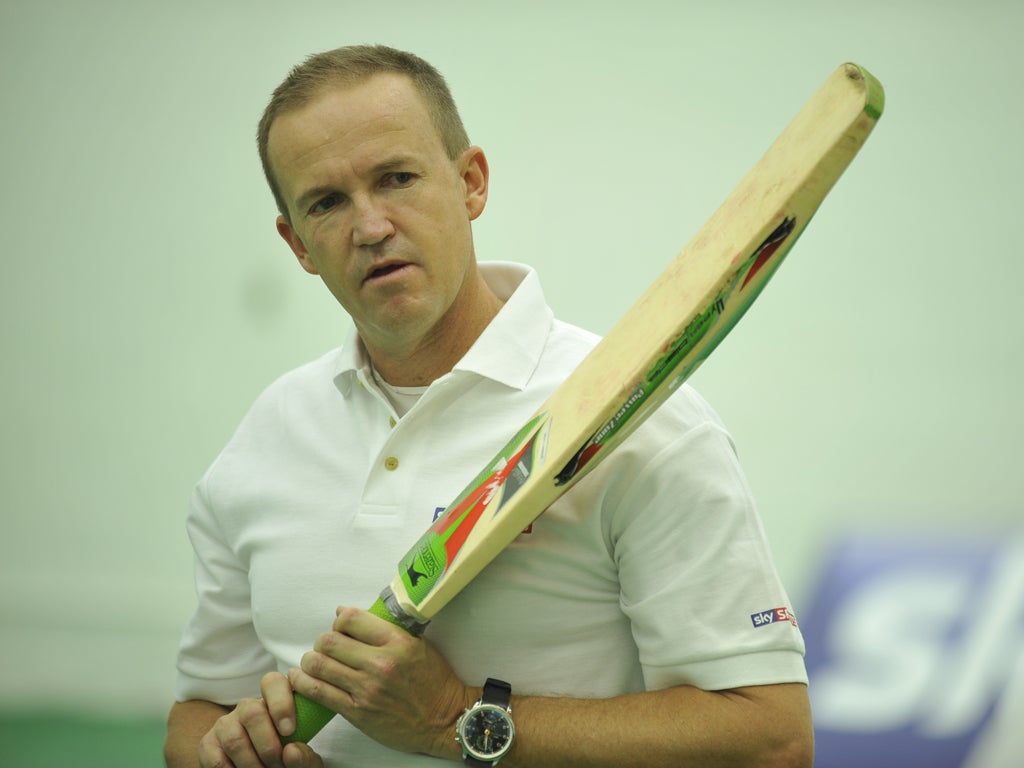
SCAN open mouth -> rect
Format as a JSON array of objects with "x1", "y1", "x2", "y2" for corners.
[{"x1": 366, "y1": 262, "x2": 410, "y2": 282}]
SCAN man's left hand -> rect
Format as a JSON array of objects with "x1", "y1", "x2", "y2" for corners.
[{"x1": 289, "y1": 605, "x2": 472, "y2": 758}]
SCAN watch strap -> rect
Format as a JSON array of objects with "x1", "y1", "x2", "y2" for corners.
[{"x1": 481, "y1": 678, "x2": 512, "y2": 710}]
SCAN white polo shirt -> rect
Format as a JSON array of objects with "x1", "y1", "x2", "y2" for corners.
[{"x1": 176, "y1": 262, "x2": 806, "y2": 766}]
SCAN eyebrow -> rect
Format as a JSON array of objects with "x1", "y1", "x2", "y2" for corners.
[{"x1": 370, "y1": 155, "x2": 417, "y2": 174}]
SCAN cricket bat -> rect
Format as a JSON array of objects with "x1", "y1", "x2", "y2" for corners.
[{"x1": 285, "y1": 62, "x2": 885, "y2": 743}]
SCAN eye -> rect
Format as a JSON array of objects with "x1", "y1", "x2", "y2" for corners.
[
  {"x1": 384, "y1": 171, "x2": 416, "y2": 187},
  {"x1": 309, "y1": 193, "x2": 342, "y2": 216}
]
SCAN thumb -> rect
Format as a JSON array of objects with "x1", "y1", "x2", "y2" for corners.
[{"x1": 282, "y1": 741, "x2": 324, "y2": 768}]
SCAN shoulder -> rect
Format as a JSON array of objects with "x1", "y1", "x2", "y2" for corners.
[
  {"x1": 544, "y1": 316, "x2": 602, "y2": 365},
  {"x1": 627, "y1": 383, "x2": 739, "y2": 478},
  {"x1": 197, "y1": 345, "x2": 352, "y2": 486},
  {"x1": 244, "y1": 344, "x2": 350, "y2": 421},
  {"x1": 650, "y1": 383, "x2": 730, "y2": 441},
  {"x1": 584, "y1": 383, "x2": 744, "y2": 520}
]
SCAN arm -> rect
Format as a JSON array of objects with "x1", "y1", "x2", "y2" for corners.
[
  {"x1": 291, "y1": 607, "x2": 813, "y2": 767},
  {"x1": 501, "y1": 681, "x2": 812, "y2": 768},
  {"x1": 165, "y1": 700, "x2": 229, "y2": 768}
]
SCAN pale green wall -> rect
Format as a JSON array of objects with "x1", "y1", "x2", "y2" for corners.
[{"x1": 1, "y1": 0, "x2": 1020, "y2": 715}]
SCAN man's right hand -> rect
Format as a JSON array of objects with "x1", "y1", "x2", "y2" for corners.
[{"x1": 167, "y1": 672, "x2": 324, "y2": 768}]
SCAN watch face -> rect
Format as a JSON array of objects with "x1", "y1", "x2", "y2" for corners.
[{"x1": 459, "y1": 704, "x2": 515, "y2": 759}]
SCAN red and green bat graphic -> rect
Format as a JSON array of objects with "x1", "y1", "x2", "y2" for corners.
[{"x1": 389, "y1": 414, "x2": 549, "y2": 614}]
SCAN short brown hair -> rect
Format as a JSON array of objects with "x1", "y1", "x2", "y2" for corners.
[{"x1": 257, "y1": 45, "x2": 471, "y2": 219}]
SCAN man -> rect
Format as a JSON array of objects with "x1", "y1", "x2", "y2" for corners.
[{"x1": 165, "y1": 45, "x2": 813, "y2": 768}]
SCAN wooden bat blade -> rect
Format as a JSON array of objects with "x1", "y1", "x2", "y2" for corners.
[{"x1": 286, "y1": 62, "x2": 885, "y2": 744}]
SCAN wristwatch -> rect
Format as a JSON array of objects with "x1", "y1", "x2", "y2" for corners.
[{"x1": 455, "y1": 678, "x2": 515, "y2": 766}]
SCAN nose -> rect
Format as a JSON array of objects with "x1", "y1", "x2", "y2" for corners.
[{"x1": 351, "y1": 195, "x2": 395, "y2": 247}]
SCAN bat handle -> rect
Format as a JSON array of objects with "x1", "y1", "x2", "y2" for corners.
[
  {"x1": 283, "y1": 693, "x2": 335, "y2": 745},
  {"x1": 281, "y1": 593, "x2": 420, "y2": 744}
]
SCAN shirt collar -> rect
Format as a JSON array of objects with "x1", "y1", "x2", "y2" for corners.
[{"x1": 332, "y1": 261, "x2": 553, "y2": 395}]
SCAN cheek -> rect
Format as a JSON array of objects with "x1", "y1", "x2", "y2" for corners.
[
  {"x1": 318, "y1": 273, "x2": 363, "y2": 318},
  {"x1": 303, "y1": 228, "x2": 352, "y2": 276},
  {"x1": 316, "y1": 259, "x2": 354, "y2": 293}
]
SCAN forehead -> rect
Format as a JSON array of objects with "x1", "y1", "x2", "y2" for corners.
[{"x1": 268, "y1": 73, "x2": 444, "y2": 184}]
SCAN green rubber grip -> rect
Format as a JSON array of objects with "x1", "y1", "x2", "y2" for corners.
[{"x1": 284, "y1": 694, "x2": 335, "y2": 745}]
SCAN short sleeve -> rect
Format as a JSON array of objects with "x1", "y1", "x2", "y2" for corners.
[
  {"x1": 610, "y1": 398, "x2": 807, "y2": 691},
  {"x1": 173, "y1": 481, "x2": 277, "y2": 704}
]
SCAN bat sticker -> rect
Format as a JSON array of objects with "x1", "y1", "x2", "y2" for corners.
[
  {"x1": 742, "y1": 216, "x2": 796, "y2": 289},
  {"x1": 554, "y1": 216, "x2": 797, "y2": 487},
  {"x1": 398, "y1": 414, "x2": 549, "y2": 605}
]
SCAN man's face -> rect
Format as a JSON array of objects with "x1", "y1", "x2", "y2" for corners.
[{"x1": 269, "y1": 74, "x2": 488, "y2": 355}]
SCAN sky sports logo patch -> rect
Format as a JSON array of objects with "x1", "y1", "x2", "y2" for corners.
[{"x1": 751, "y1": 607, "x2": 798, "y2": 628}]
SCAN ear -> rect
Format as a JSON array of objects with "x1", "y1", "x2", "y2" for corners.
[
  {"x1": 276, "y1": 215, "x2": 319, "y2": 275},
  {"x1": 459, "y1": 146, "x2": 489, "y2": 221}
]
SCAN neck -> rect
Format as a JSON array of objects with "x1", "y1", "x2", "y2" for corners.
[{"x1": 363, "y1": 271, "x2": 504, "y2": 387}]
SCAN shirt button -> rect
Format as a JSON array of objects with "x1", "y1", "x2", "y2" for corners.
[{"x1": 384, "y1": 456, "x2": 399, "y2": 471}]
